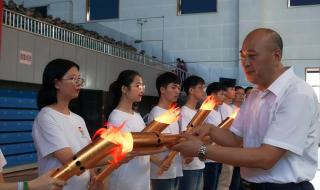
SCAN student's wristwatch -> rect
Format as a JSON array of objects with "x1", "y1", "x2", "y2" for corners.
[{"x1": 198, "y1": 144, "x2": 207, "y2": 161}]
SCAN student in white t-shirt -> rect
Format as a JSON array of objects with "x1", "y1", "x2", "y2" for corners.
[
  {"x1": 1, "y1": 149, "x2": 65, "y2": 189},
  {"x1": 179, "y1": 75, "x2": 206, "y2": 190},
  {"x1": 107, "y1": 70, "x2": 151, "y2": 190},
  {"x1": 203, "y1": 82, "x2": 228, "y2": 190},
  {"x1": 217, "y1": 81, "x2": 236, "y2": 190},
  {"x1": 32, "y1": 59, "x2": 96, "y2": 190},
  {"x1": 148, "y1": 72, "x2": 183, "y2": 190}
]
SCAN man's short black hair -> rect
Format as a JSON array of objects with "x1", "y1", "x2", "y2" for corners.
[
  {"x1": 156, "y1": 72, "x2": 180, "y2": 96},
  {"x1": 183, "y1": 75, "x2": 205, "y2": 95},
  {"x1": 221, "y1": 81, "x2": 235, "y2": 91},
  {"x1": 206, "y1": 82, "x2": 223, "y2": 95},
  {"x1": 235, "y1": 86, "x2": 244, "y2": 91},
  {"x1": 245, "y1": 86, "x2": 253, "y2": 93}
]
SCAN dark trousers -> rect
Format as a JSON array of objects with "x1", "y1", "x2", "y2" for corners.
[
  {"x1": 242, "y1": 180, "x2": 314, "y2": 190},
  {"x1": 230, "y1": 167, "x2": 243, "y2": 190},
  {"x1": 152, "y1": 177, "x2": 181, "y2": 190},
  {"x1": 203, "y1": 162, "x2": 222, "y2": 190}
]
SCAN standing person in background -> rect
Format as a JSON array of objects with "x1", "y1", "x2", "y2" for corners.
[
  {"x1": 179, "y1": 75, "x2": 206, "y2": 190},
  {"x1": 148, "y1": 72, "x2": 183, "y2": 190},
  {"x1": 107, "y1": 70, "x2": 151, "y2": 190},
  {"x1": 218, "y1": 81, "x2": 236, "y2": 190},
  {"x1": 221, "y1": 81, "x2": 235, "y2": 106},
  {"x1": 232, "y1": 86, "x2": 245, "y2": 109},
  {"x1": 1, "y1": 150, "x2": 65, "y2": 190},
  {"x1": 32, "y1": 59, "x2": 99, "y2": 190},
  {"x1": 203, "y1": 82, "x2": 226, "y2": 190},
  {"x1": 230, "y1": 86, "x2": 245, "y2": 190},
  {"x1": 244, "y1": 87, "x2": 253, "y2": 99}
]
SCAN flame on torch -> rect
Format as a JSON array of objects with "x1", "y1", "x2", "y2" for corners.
[
  {"x1": 199, "y1": 95, "x2": 216, "y2": 110},
  {"x1": 218, "y1": 108, "x2": 239, "y2": 129},
  {"x1": 94, "y1": 105, "x2": 181, "y2": 182}
]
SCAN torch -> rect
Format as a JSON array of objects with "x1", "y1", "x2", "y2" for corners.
[
  {"x1": 157, "y1": 96, "x2": 216, "y2": 175},
  {"x1": 51, "y1": 125, "x2": 182, "y2": 181},
  {"x1": 218, "y1": 109, "x2": 239, "y2": 129},
  {"x1": 94, "y1": 106, "x2": 181, "y2": 182}
]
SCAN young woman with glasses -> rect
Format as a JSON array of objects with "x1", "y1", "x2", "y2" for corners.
[{"x1": 32, "y1": 59, "x2": 99, "y2": 190}]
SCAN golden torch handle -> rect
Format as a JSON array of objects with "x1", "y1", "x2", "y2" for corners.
[
  {"x1": 95, "y1": 133, "x2": 181, "y2": 182},
  {"x1": 157, "y1": 151, "x2": 178, "y2": 176},
  {"x1": 51, "y1": 138, "x2": 118, "y2": 181},
  {"x1": 157, "y1": 109, "x2": 211, "y2": 176},
  {"x1": 94, "y1": 163, "x2": 119, "y2": 182}
]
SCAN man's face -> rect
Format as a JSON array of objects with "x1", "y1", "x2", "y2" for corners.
[
  {"x1": 240, "y1": 34, "x2": 278, "y2": 85},
  {"x1": 161, "y1": 83, "x2": 181, "y2": 103},
  {"x1": 235, "y1": 88, "x2": 245, "y2": 102},
  {"x1": 224, "y1": 87, "x2": 235, "y2": 100},
  {"x1": 189, "y1": 84, "x2": 206, "y2": 101}
]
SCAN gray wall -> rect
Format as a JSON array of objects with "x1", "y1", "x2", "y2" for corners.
[{"x1": 0, "y1": 26, "x2": 168, "y2": 96}]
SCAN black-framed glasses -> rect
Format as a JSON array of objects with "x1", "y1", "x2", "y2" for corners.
[
  {"x1": 131, "y1": 83, "x2": 146, "y2": 90},
  {"x1": 61, "y1": 76, "x2": 85, "y2": 87}
]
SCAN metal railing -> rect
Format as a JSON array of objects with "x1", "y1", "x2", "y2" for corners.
[{"x1": 2, "y1": 8, "x2": 190, "y2": 80}]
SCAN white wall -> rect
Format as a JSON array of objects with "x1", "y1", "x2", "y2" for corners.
[
  {"x1": 238, "y1": 0, "x2": 320, "y2": 86},
  {"x1": 0, "y1": 26, "x2": 168, "y2": 96},
  {"x1": 96, "y1": 0, "x2": 240, "y2": 83},
  {"x1": 8, "y1": 0, "x2": 320, "y2": 86}
]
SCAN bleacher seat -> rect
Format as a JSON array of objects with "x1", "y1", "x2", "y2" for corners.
[{"x1": 0, "y1": 88, "x2": 38, "y2": 168}]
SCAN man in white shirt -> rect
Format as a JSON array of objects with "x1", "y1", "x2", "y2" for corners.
[
  {"x1": 179, "y1": 75, "x2": 206, "y2": 190},
  {"x1": 148, "y1": 72, "x2": 183, "y2": 190},
  {"x1": 171, "y1": 28, "x2": 320, "y2": 190}
]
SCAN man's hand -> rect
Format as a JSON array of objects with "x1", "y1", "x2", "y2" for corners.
[
  {"x1": 192, "y1": 123, "x2": 214, "y2": 138},
  {"x1": 170, "y1": 134, "x2": 203, "y2": 157},
  {"x1": 184, "y1": 157, "x2": 194, "y2": 164}
]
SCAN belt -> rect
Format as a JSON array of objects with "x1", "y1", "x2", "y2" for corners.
[{"x1": 241, "y1": 179, "x2": 313, "y2": 190}]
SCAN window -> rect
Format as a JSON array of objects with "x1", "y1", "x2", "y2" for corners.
[
  {"x1": 86, "y1": 0, "x2": 119, "y2": 21},
  {"x1": 306, "y1": 68, "x2": 320, "y2": 102},
  {"x1": 288, "y1": 0, "x2": 320, "y2": 7},
  {"x1": 177, "y1": 0, "x2": 217, "y2": 15}
]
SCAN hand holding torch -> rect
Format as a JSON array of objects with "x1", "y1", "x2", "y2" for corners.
[{"x1": 157, "y1": 96, "x2": 216, "y2": 176}]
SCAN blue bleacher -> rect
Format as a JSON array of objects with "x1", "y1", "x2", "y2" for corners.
[{"x1": 0, "y1": 88, "x2": 38, "y2": 168}]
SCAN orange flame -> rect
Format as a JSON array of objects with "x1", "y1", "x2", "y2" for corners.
[
  {"x1": 154, "y1": 104, "x2": 180, "y2": 124},
  {"x1": 93, "y1": 123, "x2": 133, "y2": 157},
  {"x1": 200, "y1": 95, "x2": 216, "y2": 110},
  {"x1": 229, "y1": 108, "x2": 240, "y2": 119}
]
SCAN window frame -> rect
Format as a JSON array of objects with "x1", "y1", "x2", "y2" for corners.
[{"x1": 305, "y1": 67, "x2": 320, "y2": 103}]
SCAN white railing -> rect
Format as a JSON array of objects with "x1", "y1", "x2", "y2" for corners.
[{"x1": 2, "y1": 8, "x2": 190, "y2": 80}]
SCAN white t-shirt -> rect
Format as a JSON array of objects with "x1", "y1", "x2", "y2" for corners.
[
  {"x1": 148, "y1": 106, "x2": 183, "y2": 179},
  {"x1": 32, "y1": 107, "x2": 91, "y2": 190},
  {"x1": 230, "y1": 67, "x2": 320, "y2": 183},
  {"x1": 180, "y1": 106, "x2": 205, "y2": 170},
  {"x1": 0, "y1": 149, "x2": 7, "y2": 172},
  {"x1": 204, "y1": 105, "x2": 232, "y2": 163},
  {"x1": 107, "y1": 109, "x2": 150, "y2": 190}
]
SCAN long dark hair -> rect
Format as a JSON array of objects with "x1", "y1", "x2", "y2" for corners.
[
  {"x1": 109, "y1": 70, "x2": 141, "y2": 110},
  {"x1": 37, "y1": 59, "x2": 79, "y2": 109}
]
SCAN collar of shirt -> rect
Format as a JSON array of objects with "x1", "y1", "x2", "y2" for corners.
[{"x1": 267, "y1": 67, "x2": 295, "y2": 97}]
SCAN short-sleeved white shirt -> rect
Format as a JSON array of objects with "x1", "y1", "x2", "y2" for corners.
[
  {"x1": 32, "y1": 107, "x2": 91, "y2": 190},
  {"x1": 148, "y1": 106, "x2": 183, "y2": 179},
  {"x1": 0, "y1": 149, "x2": 7, "y2": 172},
  {"x1": 230, "y1": 67, "x2": 320, "y2": 183},
  {"x1": 107, "y1": 109, "x2": 150, "y2": 190},
  {"x1": 180, "y1": 106, "x2": 205, "y2": 170}
]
